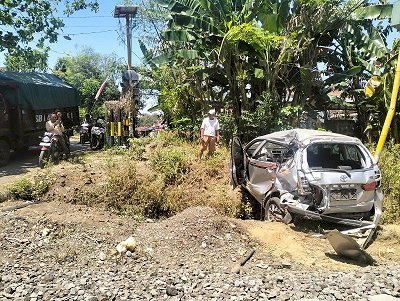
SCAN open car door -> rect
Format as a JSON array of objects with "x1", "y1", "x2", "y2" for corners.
[{"x1": 230, "y1": 137, "x2": 246, "y2": 189}]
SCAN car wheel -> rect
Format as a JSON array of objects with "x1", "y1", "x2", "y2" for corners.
[{"x1": 265, "y1": 197, "x2": 286, "y2": 222}]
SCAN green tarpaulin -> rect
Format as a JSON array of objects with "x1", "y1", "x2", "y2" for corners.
[{"x1": 0, "y1": 71, "x2": 80, "y2": 110}]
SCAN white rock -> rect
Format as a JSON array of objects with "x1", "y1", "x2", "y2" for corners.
[{"x1": 42, "y1": 228, "x2": 51, "y2": 237}]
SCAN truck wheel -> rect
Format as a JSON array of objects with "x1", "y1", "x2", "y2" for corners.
[
  {"x1": 0, "y1": 141, "x2": 11, "y2": 166},
  {"x1": 39, "y1": 150, "x2": 49, "y2": 169},
  {"x1": 265, "y1": 197, "x2": 286, "y2": 222}
]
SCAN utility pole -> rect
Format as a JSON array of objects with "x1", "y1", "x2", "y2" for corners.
[
  {"x1": 114, "y1": 5, "x2": 138, "y2": 70},
  {"x1": 114, "y1": 5, "x2": 139, "y2": 137}
]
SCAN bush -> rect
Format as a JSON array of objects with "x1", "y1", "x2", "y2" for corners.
[
  {"x1": 7, "y1": 174, "x2": 51, "y2": 201},
  {"x1": 378, "y1": 144, "x2": 400, "y2": 224},
  {"x1": 8, "y1": 178, "x2": 33, "y2": 200},
  {"x1": 128, "y1": 137, "x2": 147, "y2": 160},
  {"x1": 103, "y1": 159, "x2": 139, "y2": 207},
  {"x1": 154, "y1": 130, "x2": 183, "y2": 147},
  {"x1": 149, "y1": 146, "x2": 191, "y2": 185}
]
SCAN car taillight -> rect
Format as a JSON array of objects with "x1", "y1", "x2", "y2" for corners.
[{"x1": 362, "y1": 181, "x2": 376, "y2": 191}]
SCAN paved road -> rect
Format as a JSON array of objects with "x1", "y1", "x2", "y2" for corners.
[{"x1": 0, "y1": 138, "x2": 90, "y2": 187}]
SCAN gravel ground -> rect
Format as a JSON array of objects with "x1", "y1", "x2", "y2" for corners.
[{"x1": 1, "y1": 204, "x2": 400, "y2": 301}]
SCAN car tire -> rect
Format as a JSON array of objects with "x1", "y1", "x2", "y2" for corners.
[{"x1": 265, "y1": 197, "x2": 286, "y2": 222}]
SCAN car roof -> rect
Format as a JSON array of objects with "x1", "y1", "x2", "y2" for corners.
[{"x1": 256, "y1": 129, "x2": 362, "y2": 146}]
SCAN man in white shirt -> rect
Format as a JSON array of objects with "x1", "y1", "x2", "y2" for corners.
[{"x1": 199, "y1": 109, "x2": 220, "y2": 159}]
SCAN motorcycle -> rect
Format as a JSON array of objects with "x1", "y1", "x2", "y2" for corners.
[
  {"x1": 38, "y1": 132, "x2": 69, "y2": 168},
  {"x1": 79, "y1": 122, "x2": 91, "y2": 144},
  {"x1": 90, "y1": 119, "x2": 105, "y2": 150}
]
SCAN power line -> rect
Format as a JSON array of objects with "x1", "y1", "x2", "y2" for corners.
[
  {"x1": 63, "y1": 29, "x2": 117, "y2": 36},
  {"x1": 66, "y1": 25, "x2": 115, "y2": 28},
  {"x1": 56, "y1": 15, "x2": 113, "y2": 19}
]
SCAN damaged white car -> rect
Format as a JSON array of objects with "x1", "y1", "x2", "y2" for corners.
[{"x1": 230, "y1": 129, "x2": 383, "y2": 249}]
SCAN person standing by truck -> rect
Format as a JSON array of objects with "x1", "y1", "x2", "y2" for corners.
[
  {"x1": 0, "y1": 71, "x2": 80, "y2": 166},
  {"x1": 55, "y1": 109, "x2": 73, "y2": 151},
  {"x1": 56, "y1": 110, "x2": 73, "y2": 137},
  {"x1": 46, "y1": 113, "x2": 70, "y2": 158}
]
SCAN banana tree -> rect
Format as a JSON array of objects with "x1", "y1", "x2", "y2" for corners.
[
  {"x1": 142, "y1": 0, "x2": 396, "y2": 138},
  {"x1": 320, "y1": 3, "x2": 395, "y2": 142}
]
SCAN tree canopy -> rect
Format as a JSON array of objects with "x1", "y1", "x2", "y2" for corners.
[
  {"x1": 0, "y1": 0, "x2": 99, "y2": 72},
  {"x1": 53, "y1": 47, "x2": 124, "y2": 116},
  {"x1": 137, "y1": 0, "x2": 398, "y2": 142}
]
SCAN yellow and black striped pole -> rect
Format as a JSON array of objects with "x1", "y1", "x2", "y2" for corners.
[
  {"x1": 117, "y1": 109, "x2": 122, "y2": 146},
  {"x1": 109, "y1": 109, "x2": 115, "y2": 146},
  {"x1": 124, "y1": 116, "x2": 129, "y2": 143}
]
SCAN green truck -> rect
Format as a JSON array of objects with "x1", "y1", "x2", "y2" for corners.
[{"x1": 0, "y1": 72, "x2": 81, "y2": 166}]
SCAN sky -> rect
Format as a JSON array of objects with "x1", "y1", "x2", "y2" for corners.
[
  {"x1": 1, "y1": 1, "x2": 400, "y2": 73},
  {"x1": 0, "y1": 1, "x2": 144, "y2": 70},
  {"x1": 48, "y1": 1, "x2": 144, "y2": 69},
  {"x1": 1, "y1": 0, "x2": 400, "y2": 70}
]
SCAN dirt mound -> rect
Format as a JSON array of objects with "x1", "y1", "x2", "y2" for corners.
[{"x1": 133, "y1": 206, "x2": 256, "y2": 270}]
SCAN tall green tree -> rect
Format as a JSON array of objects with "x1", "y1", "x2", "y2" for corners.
[
  {"x1": 1, "y1": 0, "x2": 99, "y2": 72},
  {"x1": 0, "y1": 0, "x2": 99, "y2": 52},
  {"x1": 53, "y1": 47, "x2": 124, "y2": 115},
  {"x1": 4, "y1": 47, "x2": 50, "y2": 72},
  {"x1": 141, "y1": 0, "x2": 395, "y2": 141}
]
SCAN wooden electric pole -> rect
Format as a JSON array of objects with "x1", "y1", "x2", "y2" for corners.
[{"x1": 114, "y1": 5, "x2": 138, "y2": 70}]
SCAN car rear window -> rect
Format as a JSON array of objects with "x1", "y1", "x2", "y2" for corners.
[{"x1": 306, "y1": 143, "x2": 367, "y2": 169}]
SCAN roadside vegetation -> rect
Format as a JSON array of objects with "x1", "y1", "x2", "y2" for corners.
[
  {"x1": 1, "y1": 132, "x2": 245, "y2": 220},
  {"x1": 376, "y1": 144, "x2": 400, "y2": 224},
  {"x1": 1, "y1": 131, "x2": 398, "y2": 225}
]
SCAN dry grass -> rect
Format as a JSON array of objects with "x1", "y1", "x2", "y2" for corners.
[{"x1": 38, "y1": 132, "x2": 243, "y2": 219}]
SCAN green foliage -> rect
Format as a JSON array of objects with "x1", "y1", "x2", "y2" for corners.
[
  {"x1": 238, "y1": 194, "x2": 256, "y2": 220},
  {"x1": 8, "y1": 179, "x2": 33, "y2": 201},
  {"x1": 127, "y1": 138, "x2": 147, "y2": 160},
  {"x1": 149, "y1": 146, "x2": 190, "y2": 184},
  {"x1": 377, "y1": 144, "x2": 400, "y2": 224},
  {"x1": 53, "y1": 47, "x2": 122, "y2": 112},
  {"x1": 277, "y1": 105, "x2": 303, "y2": 130},
  {"x1": 0, "y1": 0, "x2": 98, "y2": 53},
  {"x1": 218, "y1": 112, "x2": 237, "y2": 144},
  {"x1": 141, "y1": 0, "x2": 396, "y2": 142},
  {"x1": 7, "y1": 174, "x2": 51, "y2": 201},
  {"x1": 225, "y1": 23, "x2": 286, "y2": 55},
  {"x1": 5, "y1": 47, "x2": 49, "y2": 72},
  {"x1": 241, "y1": 92, "x2": 278, "y2": 141},
  {"x1": 172, "y1": 117, "x2": 200, "y2": 140},
  {"x1": 153, "y1": 130, "x2": 183, "y2": 147}
]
